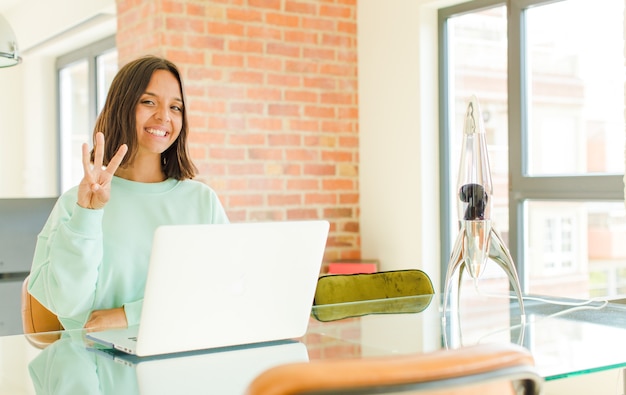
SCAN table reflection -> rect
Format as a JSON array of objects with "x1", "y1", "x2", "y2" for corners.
[{"x1": 28, "y1": 333, "x2": 308, "y2": 395}]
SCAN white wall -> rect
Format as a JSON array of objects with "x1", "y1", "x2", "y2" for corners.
[
  {"x1": 358, "y1": 0, "x2": 463, "y2": 287},
  {"x1": 0, "y1": 0, "x2": 115, "y2": 197}
]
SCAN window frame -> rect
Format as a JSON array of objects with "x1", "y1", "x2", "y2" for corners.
[
  {"x1": 55, "y1": 35, "x2": 116, "y2": 194},
  {"x1": 438, "y1": 0, "x2": 624, "y2": 292}
]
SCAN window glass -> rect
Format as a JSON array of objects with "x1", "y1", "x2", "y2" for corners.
[
  {"x1": 526, "y1": 201, "x2": 626, "y2": 299},
  {"x1": 96, "y1": 49, "x2": 118, "y2": 112},
  {"x1": 446, "y1": 5, "x2": 510, "y2": 250},
  {"x1": 526, "y1": 0, "x2": 625, "y2": 176},
  {"x1": 59, "y1": 60, "x2": 89, "y2": 193}
]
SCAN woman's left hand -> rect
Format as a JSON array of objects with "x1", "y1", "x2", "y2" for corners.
[{"x1": 84, "y1": 307, "x2": 128, "y2": 331}]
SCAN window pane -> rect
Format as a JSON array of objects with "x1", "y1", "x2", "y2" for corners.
[
  {"x1": 96, "y1": 50, "x2": 118, "y2": 112},
  {"x1": 446, "y1": 5, "x2": 509, "y2": 244},
  {"x1": 59, "y1": 60, "x2": 89, "y2": 193},
  {"x1": 526, "y1": 0, "x2": 625, "y2": 176},
  {"x1": 525, "y1": 201, "x2": 626, "y2": 299}
]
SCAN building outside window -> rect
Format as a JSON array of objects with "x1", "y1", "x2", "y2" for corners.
[{"x1": 439, "y1": 0, "x2": 626, "y2": 299}]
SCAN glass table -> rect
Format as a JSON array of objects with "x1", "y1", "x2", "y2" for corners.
[{"x1": 2, "y1": 291, "x2": 626, "y2": 394}]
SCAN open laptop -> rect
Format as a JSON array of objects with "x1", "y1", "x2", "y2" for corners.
[{"x1": 87, "y1": 220, "x2": 329, "y2": 357}]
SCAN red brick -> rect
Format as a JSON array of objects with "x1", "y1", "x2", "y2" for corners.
[
  {"x1": 228, "y1": 163, "x2": 266, "y2": 175},
  {"x1": 285, "y1": 90, "x2": 318, "y2": 103},
  {"x1": 290, "y1": 119, "x2": 319, "y2": 132},
  {"x1": 284, "y1": 30, "x2": 318, "y2": 44},
  {"x1": 285, "y1": 60, "x2": 319, "y2": 73},
  {"x1": 229, "y1": 102, "x2": 265, "y2": 114},
  {"x1": 322, "y1": 120, "x2": 355, "y2": 133},
  {"x1": 191, "y1": 131, "x2": 226, "y2": 145},
  {"x1": 248, "y1": 118, "x2": 283, "y2": 131},
  {"x1": 248, "y1": 55, "x2": 282, "y2": 71},
  {"x1": 303, "y1": 77, "x2": 335, "y2": 90},
  {"x1": 286, "y1": 148, "x2": 318, "y2": 161},
  {"x1": 339, "y1": 136, "x2": 358, "y2": 147},
  {"x1": 188, "y1": 35, "x2": 224, "y2": 50},
  {"x1": 321, "y1": 92, "x2": 353, "y2": 105},
  {"x1": 246, "y1": 26, "x2": 282, "y2": 40},
  {"x1": 266, "y1": 13, "x2": 300, "y2": 28},
  {"x1": 320, "y1": 4, "x2": 352, "y2": 18},
  {"x1": 207, "y1": 22, "x2": 245, "y2": 36},
  {"x1": 228, "y1": 40, "x2": 264, "y2": 53},
  {"x1": 305, "y1": 193, "x2": 337, "y2": 205},
  {"x1": 268, "y1": 194, "x2": 302, "y2": 205},
  {"x1": 166, "y1": 16, "x2": 205, "y2": 33},
  {"x1": 340, "y1": 193, "x2": 359, "y2": 204},
  {"x1": 321, "y1": 150, "x2": 352, "y2": 162},
  {"x1": 212, "y1": 54, "x2": 244, "y2": 67},
  {"x1": 249, "y1": 178, "x2": 285, "y2": 190},
  {"x1": 249, "y1": 210, "x2": 286, "y2": 221},
  {"x1": 286, "y1": 208, "x2": 319, "y2": 219},
  {"x1": 228, "y1": 132, "x2": 266, "y2": 145},
  {"x1": 303, "y1": 47, "x2": 335, "y2": 61},
  {"x1": 227, "y1": 8, "x2": 263, "y2": 22},
  {"x1": 249, "y1": 148, "x2": 283, "y2": 160},
  {"x1": 322, "y1": 179, "x2": 354, "y2": 190},
  {"x1": 230, "y1": 71, "x2": 264, "y2": 84},
  {"x1": 301, "y1": 17, "x2": 335, "y2": 32},
  {"x1": 304, "y1": 164, "x2": 335, "y2": 176},
  {"x1": 267, "y1": 74, "x2": 302, "y2": 87},
  {"x1": 248, "y1": 0, "x2": 281, "y2": 10},
  {"x1": 247, "y1": 87, "x2": 282, "y2": 101},
  {"x1": 285, "y1": 1, "x2": 317, "y2": 15},
  {"x1": 304, "y1": 106, "x2": 335, "y2": 118},
  {"x1": 268, "y1": 133, "x2": 302, "y2": 146},
  {"x1": 267, "y1": 42, "x2": 301, "y2": 57},
  {"x1": 229, "y1": 194, "x2": 264, "y2": 207},
  {"x1": 268, "y1": 104, "x2": 300, "y2": 116},
  {"x1": 209, "y1": 148, "x2": 246, "y2": 160},
  {"x1": 287, "y1": 179, "x2": 319, "y2": 190}
]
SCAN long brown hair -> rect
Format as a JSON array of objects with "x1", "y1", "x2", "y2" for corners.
[{"x1": 91, "y1": 55, "x2": 197, "y2": 180}]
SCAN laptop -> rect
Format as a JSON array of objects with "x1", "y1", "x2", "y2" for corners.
[
  {"x1": 90, "y1": 340, "x2": 309, "y2": 394},
  {"x1": 87, "y1": 220, "x2": 329, "y2": 357}
]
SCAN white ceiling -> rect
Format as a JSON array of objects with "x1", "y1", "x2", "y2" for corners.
[{"x1": 0, "y1": 0, "x2": 20, "y2": 13}]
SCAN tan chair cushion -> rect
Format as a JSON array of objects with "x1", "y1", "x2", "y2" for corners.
[
  {"x1": 245, "y1": 343, "x2": 542, "y2": 395},
  {"x1": 21, "y1": 275, "x2": 63, "y2": 334}
]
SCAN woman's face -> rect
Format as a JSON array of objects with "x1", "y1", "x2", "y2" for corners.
[{"x1": 134, "y1": 69, "x2": 183, "y2": 156}]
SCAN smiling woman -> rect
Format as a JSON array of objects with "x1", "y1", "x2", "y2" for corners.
[{"x1": 27, "y1": 55, "x2": 230, "y2": 332}]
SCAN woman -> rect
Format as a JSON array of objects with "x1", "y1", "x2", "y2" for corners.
[{"x1": 28, "y1": 56, "x2": 229, "y2": 331}]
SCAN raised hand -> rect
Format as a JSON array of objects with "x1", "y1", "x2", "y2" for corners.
[{"x1": 77, "y1": 132, "x2": 128, "y2": 210}]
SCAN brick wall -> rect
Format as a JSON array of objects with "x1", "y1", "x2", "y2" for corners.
[{"x1": 115, "y1": 0, "x2": 359, "y2": 262}]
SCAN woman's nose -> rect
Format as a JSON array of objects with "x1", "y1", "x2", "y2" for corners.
[{"x1": 155, "y1": 105, "x2": 170, "y2": 122}]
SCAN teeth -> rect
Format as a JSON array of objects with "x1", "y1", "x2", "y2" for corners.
[{"x1": 147, "y1": 128, "x2": 166, "y2": 137}]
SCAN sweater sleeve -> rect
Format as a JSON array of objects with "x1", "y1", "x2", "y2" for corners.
[{"x1": 28, "y1": 195, "x2": 105, "y2": 329}]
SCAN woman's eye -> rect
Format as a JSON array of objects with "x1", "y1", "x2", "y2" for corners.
[
  {"x1": 141, "y1": 99, "x2": 155, "y2": 105},
  {"x1": 171, "y1": 106, "x2": 182, "y2": 112}
]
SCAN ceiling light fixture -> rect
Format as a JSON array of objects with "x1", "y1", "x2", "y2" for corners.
[{"x1": 0, "y1": 14, "x2": 21, "y2": 68}]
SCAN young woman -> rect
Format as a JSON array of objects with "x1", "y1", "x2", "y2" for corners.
[{"x1": 28, "y1": 56, "x2": 229, "y2": 331}]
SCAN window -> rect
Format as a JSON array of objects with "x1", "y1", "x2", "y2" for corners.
[
  {"x1": 57, "y1": 36, "x2": 118, "y2": 193},
  {"x1": 439, "y1": 0, "x2": 626, "y2": 299}
]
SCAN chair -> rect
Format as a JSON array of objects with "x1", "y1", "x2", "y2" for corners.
[
  {"x1": 21, "y1": 275, "x2": 63, "y2": 347},
  {"x1": 312, "y1": 269, "x2": 435, "y2": 321},
  {"x1": 245, "y1": 342, "x2": 543, "y2": 395}
]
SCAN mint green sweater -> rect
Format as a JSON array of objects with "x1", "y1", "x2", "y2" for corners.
[{"x1": 28, "y1": 176, "x2": 229, "y2": 330}]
